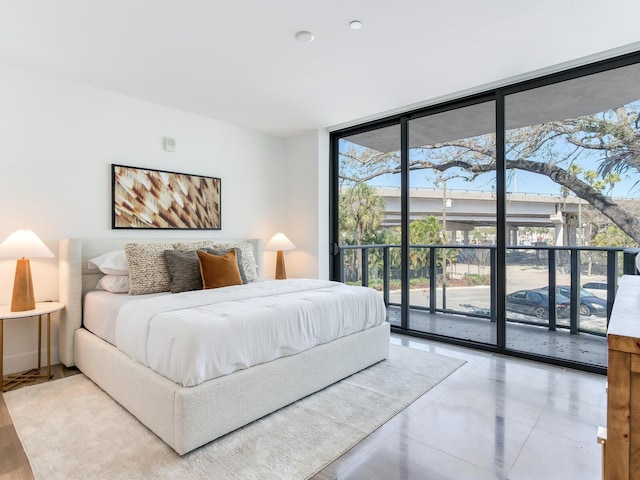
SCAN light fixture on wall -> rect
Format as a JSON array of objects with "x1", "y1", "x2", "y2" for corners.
[
  {"x1": 0, "y1": 230, "x2": 54, "y2": 311},
  {"x1": 163, "y1": 137, "x2": 176, "y2": 152},
  {"x1": 295, "y1": 31, "x2": 314, "y2": 43},
  {"x1": 265, "y1": 233, "x2": 296, "y2": 280}
]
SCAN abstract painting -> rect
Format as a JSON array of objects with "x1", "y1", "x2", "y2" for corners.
[{"x1": 112, "y1": 164, "x2": 221, "y2": 229}]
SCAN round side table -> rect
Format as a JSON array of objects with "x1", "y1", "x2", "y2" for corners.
[{"x1": 0, "y1": 302, "x2": 64, "y2": 392}]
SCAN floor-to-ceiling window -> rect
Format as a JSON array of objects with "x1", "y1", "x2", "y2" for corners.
[
  {"x1": 334, "y1": 123, "x2": 403, "y2": 321},
  {"x1": 502, "y1": 61, "x2": 640, "y2": 368},
  {"x1": 407, "y1": 100, "x2": 497, "y2": 344},
  {"x1": 331, "y1": 51, "x2": 640, "y2": 372}
]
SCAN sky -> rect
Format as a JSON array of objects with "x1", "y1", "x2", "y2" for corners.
[
  {"x1": 340, "y1": 98, "x2": 640, "y2": 200},
  {"x1": 345, "y1": 141, "x2": 640, "y2": 200}
]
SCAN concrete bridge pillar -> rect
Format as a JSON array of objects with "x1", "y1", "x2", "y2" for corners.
[
  {"x1": 554, "y1": 223, "x2": 564, "y2": 246},
  {"x1": 507, "y1": 225, "x2": 518, "y2": 246},
  {"x1": 565, "y1": 213, "x2": 578, "y2": 246}
]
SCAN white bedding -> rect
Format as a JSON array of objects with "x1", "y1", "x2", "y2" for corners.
[
  {"x1": 83, "y1": 291, "x2": 168, "y2": 345},
  {"x1": 114, "y1": 279, "x2": 386, "y2": 387}
]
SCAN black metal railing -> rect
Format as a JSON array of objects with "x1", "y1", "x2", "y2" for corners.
[{"x1": 337, "y1": 244, "x2": 625, "y2": 337}]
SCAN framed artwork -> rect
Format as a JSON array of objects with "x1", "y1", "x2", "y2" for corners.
[{"x1": 112, "y1": 164, "x2": 221, "y2": 229}]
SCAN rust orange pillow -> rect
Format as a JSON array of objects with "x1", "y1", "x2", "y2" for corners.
[{"x1": 197, "y1": 249, "x2": 243, "y2": 289}]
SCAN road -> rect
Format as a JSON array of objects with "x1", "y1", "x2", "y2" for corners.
[{"x1": 384, "y1": 263, "x2": 609, "y2": 333}]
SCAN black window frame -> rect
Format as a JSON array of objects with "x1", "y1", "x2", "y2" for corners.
[{"x1": 330, "y1": 49, "x2": 640, "y2": 375}]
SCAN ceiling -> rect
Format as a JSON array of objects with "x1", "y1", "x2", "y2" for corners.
[
  {"x1": 1, "y1": 0, "x2": 639, "y2": 138},
  {"x1": 347, "y1": 63, "x2": 640, "y2": 153}
]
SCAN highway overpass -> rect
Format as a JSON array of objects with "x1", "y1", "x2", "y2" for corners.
[{"x1": 375, "y1": 187, "x2": 585, "y2": 246}]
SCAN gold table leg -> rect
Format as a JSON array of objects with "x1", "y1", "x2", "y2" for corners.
[
  {"x1": 2, "y1": 313, "x2": 53, "y2": 392},
  {"x1": 37, "y1": 314, "x2": 42, "y2": 370},
  {"x1": 47, "y1": 312, "x2": 51, "y2": 379}
]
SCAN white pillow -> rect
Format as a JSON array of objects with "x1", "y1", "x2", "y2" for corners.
[
  {"x1": 96, "y1": 275, "x2": 130, "y2": 293},
  {"x1": 88, "y1": 250, "x2": 129, "y2": 275}
]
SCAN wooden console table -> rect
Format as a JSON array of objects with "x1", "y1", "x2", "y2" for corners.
[{"x1": 605, "y1": 275, "x2": 640, "y2": 480}]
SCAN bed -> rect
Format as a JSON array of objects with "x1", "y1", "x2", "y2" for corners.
[{"x1": 58, "y1": 238, "x2": 390, "y2": 455}]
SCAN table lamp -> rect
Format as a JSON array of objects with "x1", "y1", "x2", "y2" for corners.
[
  {"x1": 265, "y1": 233, "x2": 296, "y2": 280},
  {"x1": 0, "y1": 230, "x2": 54, "y2": 312}
]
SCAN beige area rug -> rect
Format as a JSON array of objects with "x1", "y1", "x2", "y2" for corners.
[{"x1": 5, "y1": 345, "x2": 464, "y2": 480}]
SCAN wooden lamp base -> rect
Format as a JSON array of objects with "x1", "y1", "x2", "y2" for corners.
[
  {"x1": 11, "y1": 258, "x2": 36, "y2": 312},
  {"x1": 275, "y1": 250, "x2": 287, "y2": 280}
]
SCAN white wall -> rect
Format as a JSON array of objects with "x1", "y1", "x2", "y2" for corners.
[
  {"x1": 282, "y1": 129, "x2": 329, "y2": 280},
  {"x1": 0, "y1": 62, "x2": 287, "y2": 374}
]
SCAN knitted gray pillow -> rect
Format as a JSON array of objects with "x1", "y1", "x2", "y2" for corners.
[{"x1": 163, "y1": 250, "x2": 203, "y2": 293}]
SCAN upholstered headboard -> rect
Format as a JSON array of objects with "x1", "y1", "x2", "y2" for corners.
[{"x1": 58, "y1": 238, "x2": 264, "y2": 367}]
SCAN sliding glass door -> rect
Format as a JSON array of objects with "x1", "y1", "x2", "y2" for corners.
[{"x1": 407, "y1": 101, "x2": 497, "y2": 344}]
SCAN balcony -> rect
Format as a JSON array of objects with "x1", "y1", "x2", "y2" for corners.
[{"x1": 338, "y1": 244, "x2": 627, "y2": 372}]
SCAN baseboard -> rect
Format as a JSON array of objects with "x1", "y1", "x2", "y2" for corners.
[{"x1": 2, "y1": 347, "x2": 60, "y2": 376}]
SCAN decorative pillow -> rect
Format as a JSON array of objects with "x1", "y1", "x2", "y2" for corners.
[
  {"x1": 212, "y1": 242, "x2": 258, "y2": 282},
  {"x1": 96, "y1": 275, "x2": 130, "y2": 293},
  {"x1": 163, "y1": 250, "x2": 203, "y2": 293},
  {"x1": 173, "y1": 241, "x2": 258, "y2": 283},
  {"x1": 124, "y1": 242, "x2": 174, "y2": 295},
  {"x1": 88, "y1": 250, "x2": 129, "y2": 275},
  {"x1": 202, "y1": 247, "x2": 248, "y2": 284},
  {"x1": 197, "y1": 250, "x2": 243, "y2": 289},
  {"x1": 173, "y1": 241, "x2": 215, "y2": 251}
]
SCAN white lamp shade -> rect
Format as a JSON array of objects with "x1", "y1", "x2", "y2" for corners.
[
  {"x1": 0, "y1": 229, "x2": 54, "y2": 259},
  {"x1": 265, "y1": 232, "x2": 296, "y2": 251}
]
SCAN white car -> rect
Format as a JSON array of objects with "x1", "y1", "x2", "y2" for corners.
[{"x1": 582, "y1": 281, "x2": 608, "y2": 300}]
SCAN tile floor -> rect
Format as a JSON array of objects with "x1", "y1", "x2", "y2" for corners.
[{"x1": 313, "y1": 333, "x2": 606, "y2": 480}]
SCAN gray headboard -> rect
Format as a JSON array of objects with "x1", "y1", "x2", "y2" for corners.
[{"x1": 58, "y1": 237, "x2": 264, "y2": 367}]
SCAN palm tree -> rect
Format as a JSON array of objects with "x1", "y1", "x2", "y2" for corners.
[
  {"x1": 339, "y1": 183, "x2": 386, "y2": 279},
  {"x1": 409, "y1": 216, "x2": 444, "y2": 277}
]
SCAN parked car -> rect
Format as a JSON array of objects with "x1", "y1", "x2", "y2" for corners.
[
  {"x1": 555, "y1": 285, "x2": 607, "y2": 317},
  {"x1": 582, "y1": 281, "x2": 608, "y2": 300},
  {"x1": 505, "y1": 289, "x2": 570, "y2": 319},
  {"x1": 539, "y1": 285, "x2": 609, "y2": 316}
]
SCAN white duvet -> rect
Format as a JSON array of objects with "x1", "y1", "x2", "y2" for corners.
[{"x1": 115, "y1": 279, "x2": 386, "y2": 387}]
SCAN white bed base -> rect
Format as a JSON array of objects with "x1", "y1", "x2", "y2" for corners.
[{"x1": 58, "y1": 238, "x2": 390, "y2": 455}]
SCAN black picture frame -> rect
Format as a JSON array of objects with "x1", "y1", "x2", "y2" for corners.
[{"x1": 111, "y1": 164, "x2": 221, "y2": 230}]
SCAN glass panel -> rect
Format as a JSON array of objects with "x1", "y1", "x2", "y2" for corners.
[
  {"x1": 504, "y1": 63, "x2": 640, "y2": 367},
  {"x1": 337, "y1": 124, "x2": 401, "y2": 325},
  {"x1": 407, "y1": 101, "x2": 497, "y2": 344},
  {"x1": 578, "y1": 249, "x2": 609, "y2": 336}
]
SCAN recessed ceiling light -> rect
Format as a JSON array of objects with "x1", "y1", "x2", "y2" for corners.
[
  {"x1": 349, "y1": 20, "x2": 363, "y2": 30},
  {"x1": 295, "y1": 31, "x2": 314, "y2": 42}
]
